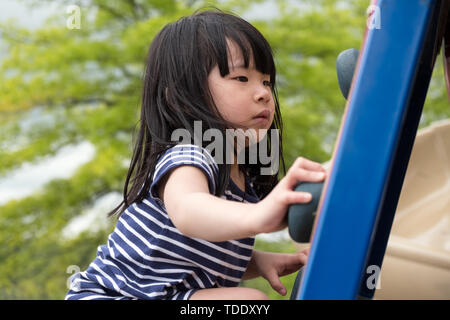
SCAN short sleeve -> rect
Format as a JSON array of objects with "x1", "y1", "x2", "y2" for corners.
[{"x1": 149, "y1": 144, "x2": 219, "y2": 205}]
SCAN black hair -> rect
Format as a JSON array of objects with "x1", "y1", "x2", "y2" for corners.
[{"x1": 109, "y1": 9, "x2": 286, "y2": 217}]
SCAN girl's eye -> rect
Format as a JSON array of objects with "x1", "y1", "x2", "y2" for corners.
[
  {"x1": 235, "y1": 76, "x2": 248, "y2": 82},
  {"x1": 263, "y1": 80, "x2": 272, "y2": 87}
]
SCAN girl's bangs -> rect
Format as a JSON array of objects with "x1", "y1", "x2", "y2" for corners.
[{"x1": 211, "y1": 28, "x2": 276, "y2": 82}]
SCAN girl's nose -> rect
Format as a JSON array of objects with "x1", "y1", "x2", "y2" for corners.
[{"x1": 254, "y1": 84, "x2": 271, "y2": 103}]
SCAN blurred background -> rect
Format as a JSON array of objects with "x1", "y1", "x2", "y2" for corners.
[{"x1": 0, "y1": 0, "x2": 448, "y2": 299}]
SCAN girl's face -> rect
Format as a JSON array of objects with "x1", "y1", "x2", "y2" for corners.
[{"x1": 208, "y1": 39, "x2": 275, "y2": 145}]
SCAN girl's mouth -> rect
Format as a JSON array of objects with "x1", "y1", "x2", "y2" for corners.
[
  {"x1": 254, "y1": 110, "x2": 270, "y2": 120},
  {"x1": 253, "y1": 110, "x2": 271, "y2": 126}
]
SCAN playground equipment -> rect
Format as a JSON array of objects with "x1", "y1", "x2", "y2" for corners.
[
  {"x1": 287, "y1": 0, "x2": 450, "y2": 299},
  {"x1": 374, "y1": 119, "x2": 450, "y2": 299}
]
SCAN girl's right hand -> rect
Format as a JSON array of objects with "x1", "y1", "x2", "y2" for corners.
[{"x1": 250, "y1": 157, "x2": 327, "y2": 235}]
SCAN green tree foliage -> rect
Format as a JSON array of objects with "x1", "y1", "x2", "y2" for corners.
[{"x1": 0, "y1": 0, "x2": 448, "y2": 299}]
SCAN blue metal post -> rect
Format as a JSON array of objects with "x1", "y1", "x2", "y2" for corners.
[{"x1": 297, "y1": 0, "x2": 440, "y2": 299}]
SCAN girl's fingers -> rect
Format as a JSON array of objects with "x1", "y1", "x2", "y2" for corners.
[
  {"x1": 282, "y1": 254, "x2": 305, "y2": 275},
  {"x1": 291, "y1": 157, "x2": 326, "y2": 172},
  {"x1": 297, "y1": 252, "x2": 308, "y2": 265},
  {"x1": 282, "y1": 190, "x2": 313, "y2": 205},
  {"x1": 301, "y1": 247, "x2": 310, "y2": 256},
  {"x1": 286, "y1": 168, "x2": 326, "y2": 190},
  {"x1": 266, "y1": 270, "x2": 286, "y2": 296},
  {"x1": 298, "y1": 248, "x2": 310, "y2": 259}
]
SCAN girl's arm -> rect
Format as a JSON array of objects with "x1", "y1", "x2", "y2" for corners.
[
  {"x1": 160, "y1": 165, "x2": 258, "y2": 241},
  {"x1": 160, "y1": 157, "x2": 326, "y2": 242}
]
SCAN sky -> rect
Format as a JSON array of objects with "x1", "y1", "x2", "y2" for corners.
[{"x1": 0, "y1": 0, "x2": 61, "y2": 28}]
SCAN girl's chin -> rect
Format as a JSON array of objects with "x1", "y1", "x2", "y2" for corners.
[{"x1": 236, "y1": 129, "x2": 268, "y2": 148}]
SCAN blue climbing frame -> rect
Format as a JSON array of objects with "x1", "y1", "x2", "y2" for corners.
[{"x1": 296, "y1": 0, "x2": 448, "y2": 299}]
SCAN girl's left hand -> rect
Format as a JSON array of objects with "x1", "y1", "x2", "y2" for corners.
[{"x1": 253, "y1": 248, "x2": 309, "y2": 296}]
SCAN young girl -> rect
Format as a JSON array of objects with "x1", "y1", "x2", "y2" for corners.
[{"x1": 66, "y1": 9, "x2": 326, "y2": 300}]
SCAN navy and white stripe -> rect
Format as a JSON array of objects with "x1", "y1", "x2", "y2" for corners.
[{"x1": 66, "y1": 144, "x2": 259, "y2": 300}]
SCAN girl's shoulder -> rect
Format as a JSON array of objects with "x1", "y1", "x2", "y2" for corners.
[
  {"x1": 155, "y1": 143, "x2": 218, "y2": 175},
  {"x1": 150, "y1": 144, "x2": 219, "y2": 201}
]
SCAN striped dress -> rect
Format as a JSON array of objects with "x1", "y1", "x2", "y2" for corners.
[{"x1": 65, "y1": 144, "x2": 259, "y2": 300}]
